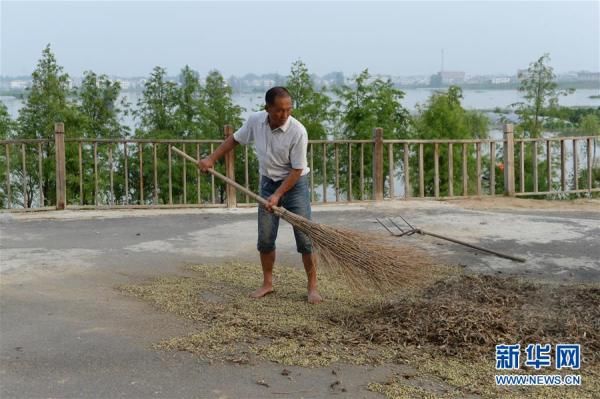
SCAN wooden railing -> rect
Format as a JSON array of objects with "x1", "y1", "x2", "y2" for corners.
[{"x1": 0, "y1": 123, "x2": 598, "y2": 210}]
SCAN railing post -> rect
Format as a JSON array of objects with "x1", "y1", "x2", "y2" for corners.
[
  {"x1": 373, "y1": 127, "x2": 384, "y2": 201},
  {"x1": 54, "y1": 123, "x2": 66, "y2": 210},
  {"x1": 503, "y1": 123, "x2": 515, "y2": 196},
  {"x1": 224, "y1": 125, "x2": 236, "y2": 208}
]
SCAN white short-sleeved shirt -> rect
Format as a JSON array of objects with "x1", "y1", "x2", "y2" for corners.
[{"x1": 233, "y1": 111, "x2": 310, "y2": 182}]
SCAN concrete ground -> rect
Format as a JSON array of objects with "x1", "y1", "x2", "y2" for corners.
[{"x1": 1, "y1": 198, "x2": 599, "y2": 398}]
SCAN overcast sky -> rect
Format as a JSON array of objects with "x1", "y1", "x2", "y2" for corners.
[{"x1": 1, "y1": 1, "x2": 598, "y2": 77}]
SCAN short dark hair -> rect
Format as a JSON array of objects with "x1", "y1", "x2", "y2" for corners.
[{"x1": 265, "y1": 86, "x2": 291, "y2": 106}]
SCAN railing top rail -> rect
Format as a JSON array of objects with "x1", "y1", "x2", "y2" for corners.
[
  {"x1": 515, "y1": 135, "x2": 600, "y2": 142},
  {"x1": 308, "y1": 139, "x2": 373, "y2": 144},
  {"x1": 0, "y1": 139, "x2": 53, "y2": 144},
  {"x1": 3, "y1": 135, "x2": 597, "y2": 146},
  {"x1": 383, "y1": 139, "x2": 500, "y2": 144},
  {"x1": 63, "y1": 138, "x2": 225, "y2": 144}
]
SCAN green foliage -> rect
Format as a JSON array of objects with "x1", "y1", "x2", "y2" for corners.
[
  {"x1": 133, "y1": 66, "x2": 190, "y2": 205},
  {"x1": 175, "y1": 65, "x2": 203, "y2": 138},
  {"x1": 514, "y1": 54, "x2": 574, "y2": 138},
  {"x1": 511, "y1": 55, "x2": 578, "y2": 193},
  {"x1": 199, "y1": 70, "x2": 243, "y2": 138},
  {"x1": 577, "y1": 165, "x2": 600, "y2": 198},
  {"x1": 286, "y1": 60, "x2": 331, "y2": 141},
  {"x1": 545, "y1": 106, "x2": 596, "y2": 125},
  {"x1": 0, "y1": 103, "x2": 16, "y2": 207},
  {"x1": 0, "y1": 103, "x2": 16, "y2": 140},
  {"x1": 73, "y1": 72, "x2": 130, "y2": 205},
  {"x1": 335, "y1": 69, "x2": 410, "y2": 140},
  {"x1": 537, "y1": 106, "x2": 600, "y2": 136},
  {"x1": 17, "y1": 45, "x2": 78, "y2": 140},
  {"x1": 78, "y1": 71, "x2": 129, "y2": 139},
  {"x1": 579, "y1": 114, "x2": 600, "y2": 136},
  {"x1": 130, "y1": 67, "x2": 245, "y2": 205},
  {"x1": 333, "y1": 69, "x2": 410, "y2": 199},
  {"x1": 135, "y1": 66, "x2": 179, "y2": 138},
  {"x1": 12, "y1": 45, "x2": 80, "y2": 207},
  {"x1": 415, "y1": 87, "x2": 488, "y2": 140},
  {"x1": 412, "y1": 86, "x2": 490, "y2": 196},
  {"x1": 198, "y1": 70, "x2": 245, "y2": 203},
  {"x1": 285, "y1": 60, "x2": 333, "y2": 200}
]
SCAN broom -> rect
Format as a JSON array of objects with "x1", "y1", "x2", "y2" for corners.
[{"x1": 172, "y1": 146, "x2": 434, "y2": 291}]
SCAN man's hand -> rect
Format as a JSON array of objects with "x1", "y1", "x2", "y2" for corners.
[
  {"x1": 265, "y1": 193, "x2": 282, "y2": 213},
  {"x1": 198, "y1": 157, "x2": 214, "y2": 172}
]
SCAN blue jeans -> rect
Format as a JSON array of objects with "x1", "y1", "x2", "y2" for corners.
[{"x1": 257, "y1": 175, "x2": 313, "y2": 254}]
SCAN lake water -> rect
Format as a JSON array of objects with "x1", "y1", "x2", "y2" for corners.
[{"x1": 2, "y1": 89, "x2": 599, "y2": 131}]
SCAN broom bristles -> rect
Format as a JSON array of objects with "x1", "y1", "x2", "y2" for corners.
[{"x1": 276, "y1": 209, "x2": 435, "y2": 292}]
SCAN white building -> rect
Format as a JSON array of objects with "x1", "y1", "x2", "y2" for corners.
[
  {"x1": 116, "y1": 79, "x2": 131, "y2": 90},
  {"x1": 490, "y1": 77, "x2": 511, "y2": 84},
  {"x1": 9, "y1": 80, "x2": 29, "y2": 89}
]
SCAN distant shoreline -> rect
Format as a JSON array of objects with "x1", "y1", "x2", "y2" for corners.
[{"x1": 1, "y1": 81, "x2": 598, "y2": 98}]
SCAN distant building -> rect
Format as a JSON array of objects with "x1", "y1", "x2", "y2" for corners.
[
  {"x1": 490, "y1": 77, "x2": 511, "y2": 85},
  {"x1": 577, "y1": 71, "x2": 600, "y2": 82},
  {"x1": 430, "y1": 71, "x2": 465, "y2": 86},
  {"x1": 557, "y1": 72, "x2": 578, "y2": 82},
  {"x1": 9, "y1": 80, "x2": 29, "y2": 89},
  {"x1": 116, "y1": 79, "x2": 130, "y2": 90},
  {"x1": 465, "y1": 75, "x2": 487, "y2": 84},
  {"x1": 440, "y1": 71, "x2": 465, "y2": 84}
]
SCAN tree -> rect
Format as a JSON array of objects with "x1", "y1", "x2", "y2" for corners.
[
  {"x1": 131, "y1": 67, "x2": 181, "y2": 204},
  {"x1": 0, "y1": 103, "x2": 15, "y2": 140},
  {"x1": 333, "y1": 69, "x2": 410, "y2": 199},
  {"x1": 75, "y1": 72, "x2": 128, "y2": 205},
  {"x1": 78, "y1": 72, "x2": 127, "y2": 139},
  {"x1": 175, "y1": 65, "x2": 203, "y2": 138},
  {"x1": 412, "y1": 86, "x2": 489, "y2": 196},
  {"x1": 512, "y1": 55, "x2": 576, "y2": 193},
  {"x1": 284, "y1": 61, "x2": 333, "y2": 200},
  {"x1": 17, "y1": 45, "x2": 75, "y2": 140},
  {"x1": 134, "y1": 66, "x2": 179, "y2": 138},
  {"x1": 515, "y1": 54, "x2": 574, "y2": 138},
  {"x1": 15, "y1": 45, "x2": 79, "y2": 207},
  {"x1": 0, "y1": 103, "x2": 16, "y2": 207},
  {"x1": 199, "y1": 70, "x2": 245, "y2": 203},
  {"x1": 199, "y1": 70, "x2": 243, "y2": 138},
  {"x1": 286, "y1": 60, "x2": 331, "y2": 140},
  {"x1": 580, "y1": 114, "x2": 600, "y2": 136},
  {"x1": 577, "y1": 114, "x2": 600, "y2": 197}
]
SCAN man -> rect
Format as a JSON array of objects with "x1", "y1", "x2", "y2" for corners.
[{"x1": 198, "y1": 87, "x2": 322, "y2": 304}]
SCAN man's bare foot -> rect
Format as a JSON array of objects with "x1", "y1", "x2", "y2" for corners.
[
  {"x1": 249, "y1": 285, "x2": 273, "y2": 299},
  {"x1": 307, "y1": 290, "x2": 322, "y2": 304}
]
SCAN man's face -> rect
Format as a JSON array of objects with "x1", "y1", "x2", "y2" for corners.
[{"x1": 265, "y1": 95, "x2": 293, "y2": 128}]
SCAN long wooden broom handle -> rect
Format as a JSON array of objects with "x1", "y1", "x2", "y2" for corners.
[{"x1": 171, "y1": 146, "x2": 277, "y2": 210}]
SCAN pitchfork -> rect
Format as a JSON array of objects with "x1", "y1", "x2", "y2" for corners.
[{"x1": 376, "y1": 216, "x2": 526, "y2": 263}]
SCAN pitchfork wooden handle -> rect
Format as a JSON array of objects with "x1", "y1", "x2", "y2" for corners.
[{"x1": 171, "y1": 146, "x2": 284, "y2": 213}]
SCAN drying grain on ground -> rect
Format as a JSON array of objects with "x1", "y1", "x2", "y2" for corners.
[{"x1": 118, "y1": 262, "x2": 600, "y2": 398}]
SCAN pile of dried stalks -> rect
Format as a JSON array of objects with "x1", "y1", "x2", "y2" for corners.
[{"x1": 345, "y1": 274, "x2": 600, "y2": 363}]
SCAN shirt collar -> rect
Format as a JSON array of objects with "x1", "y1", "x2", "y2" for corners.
[{"x1": 264, "y1": 113, "x2": 291, "y2": 133}]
